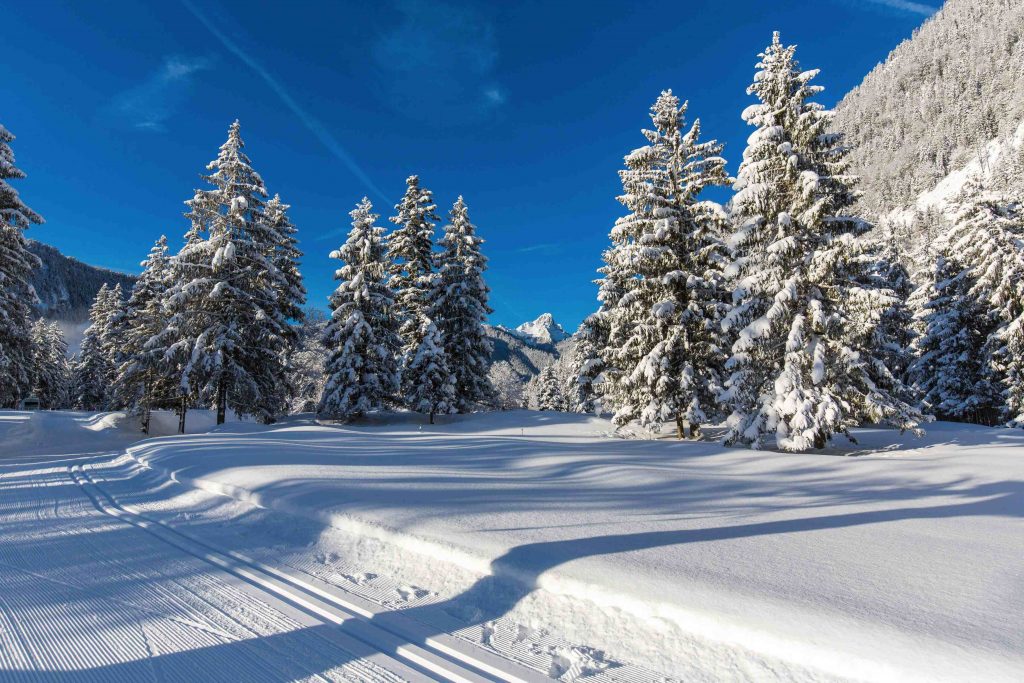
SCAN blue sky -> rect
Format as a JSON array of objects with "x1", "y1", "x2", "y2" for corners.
[{"x1": 4, "y1": 0, "x2": 936, "y2": 330}]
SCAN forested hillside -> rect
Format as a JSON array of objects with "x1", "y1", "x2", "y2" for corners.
[
  {"x1": 835, "y1": 0, "x2": 1024, "y2": 219},
  {"x1": 28, "y1": 239, "x2": 135, "y2": 322}
]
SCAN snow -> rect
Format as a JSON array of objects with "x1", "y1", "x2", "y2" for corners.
[
  {"x1": 2, "y1": 409, "x2": 1022, "y2": 680},
  {"x1": 511, "y1": 313, "x2": 570, "y2": 345}
]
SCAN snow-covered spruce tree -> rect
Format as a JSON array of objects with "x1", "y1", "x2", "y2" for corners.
[
  {"x1": 404, "y1": 316, "x2": 455, "y2": 424},
  {"x1": 262, "y1": 194, "x2": 307, "y2": 410},
  {"x1": 113, "y1": 236, "x2": 173, "y2": 432},
  {"x1": 722, "y1": 33, "x2": 922, "y2": 451},
  {"x1": 598, "y1": 90, "x2": 730, "y2": 438},
  {"x1": 317, "y1": 198, "x2": 401, "y2": 420},
  {"x1": 73, "y1": 284, "x2": 122, "y2": 410},
  {"x1": 910, "y1": 253, "x2": 999, "y2": 423},
  {"x1": 387, "y1": 175, "x2": 439, "y2": 397},
  {"x1": 536, "y1": 364, "x2": 564, "y2": 412},
  {"x1": 0, "y1": 123, "x2": 44, "y2": 407},
  {"x1": 432, "y1": 197, "x2": 495, "y2": 411},
  {"x1": 29, "y1": 319, "x2": 70, "y2": 409},
  {"x1": 158, "y1": 121, "x2": 291, "y2": 426},
  {"x1": 913, "y1": 191, "x2": 1024, "y2": 425},
  {"x1": 563, "y1": 313, "x2": 607, "y2": 414}
]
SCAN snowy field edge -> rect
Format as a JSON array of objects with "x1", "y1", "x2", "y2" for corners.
[{"x1": 102, "y1": 410, "x2": 1024, "y2": 681}]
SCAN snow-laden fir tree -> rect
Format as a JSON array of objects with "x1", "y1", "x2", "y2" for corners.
[
  {"x1": 912, "y1": 191, "x2": 1024, "y2": 424},
  {"x1": 387, "y1": 175, "x2": 439, "y2": 397},
  {"x1": 29, "y1": 319, "x2": 70, "y2": 409},
  {"x1": 318, "y1": 198, "x2": 401, "y2": 420},
  {"x1": 910, "y1": 253, "x2": 998, "y2": 423},
  {"x1": 404, "y1": 317, "x2": 455, "y2": 424},
  {"x1": 262, "y1": 194, "x2": 307, "y2": 410},
  {"x1": 158, "y1": 121, "x2": 291, "y2": 426},
  {"x1": 432, "y1": 197, "x2": 495, "y2": 411},
  {"x1": 535, "y1": 364, "x2": 564, "y2": 412},
  {"x1": 722, "y1": 33, "x2": 923, "y2": 451},
  {"x1": 597, "y1": 90, "x2": 730, "y2": 438},
  {"x1": 563, "y1": 313, "x2": 607, "y2": 414},
  {"x1": 113, "y1": 236, "x2": 173, "y2": 432},
  {"x1": 0, "y1": 123, "x2": 43, "y2": 407},
  {"x1": 73, "y1": 284, "x2": 123, "y2": 410}
]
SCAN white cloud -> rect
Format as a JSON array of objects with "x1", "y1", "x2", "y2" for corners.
[
  {"x1": 859, "y1": 0, "x2": 938, "y2": 16},
  {"x1": 108, "y1": 56, "x2": 210, "y2": 132}
]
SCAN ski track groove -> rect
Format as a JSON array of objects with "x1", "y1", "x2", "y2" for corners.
[
  {"x1": 0, "y1": 457, "x2": 405, "y2": 682},
  {"x1": 70, "y1": 458, "x2": 547, "y2": 683}
]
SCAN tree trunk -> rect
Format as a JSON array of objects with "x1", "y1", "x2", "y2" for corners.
[
  {"x1": 676, "y1": 414, "x2": 685, "y2": 440},
  {"x1": 141, "y1": 379, "x2": 150, "y2": 435},
  {"x1": 216, "y1": 373, "x2": 227, "y2": 425},
  {"x1": 690, "y1": 420, "x2": 701, "y2": 440},
  {"x1": 429, "y1": 411, "x2": 435, "y2": 425},
  {"x1": 813, "y1": 431, "x2": 827, "y2": 449},
  {"x1": 178, "y1": 396, "x2": 187, "y2": 434}
]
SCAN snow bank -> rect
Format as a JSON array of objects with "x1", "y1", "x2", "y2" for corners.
[{"x1": 123, "y1": 411, "x2": 1024, "y2": 681}]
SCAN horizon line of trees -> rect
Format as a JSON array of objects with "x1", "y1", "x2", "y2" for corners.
[
  {"x1": 1, "y1": 121, "x2": 494, "y2": 431},
  {"x1": 4, "y1": 31, "x2": 1023, "y2": 451}
]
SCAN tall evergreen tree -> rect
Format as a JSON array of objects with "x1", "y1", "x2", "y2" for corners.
[
  {"x1": 73, "y1": 284, "x2": 121, "y2": 410},
  {"x1": 598, "y1": 90, "x2": 730, "y2": 438},
  {"x1": 0, "y1": 124, "x2": 44, "y2": 407},
  {"x1": 912, "y1": 191, "x2": 1024, "y2": 425},
  {"x1": 536, "y1": 365, "x2": 564, "y2": 412},
  {"x1": 157, "y1": 121, "x2": 291, "y2": 426},
  {"x1": 318, "y1": 198, "x2": 401, "y2": 420},
  {"x1": 563, "y1": 314, "x2": 607, "y2": 414},
  {"x1": 722, "y1": 33, "x2": 922, "y2": 451},
  {"x1": 29, "y1": 319, "x2": 70, "y2": 409},
  {"x1": 432, "y1": 197, "x2": 495, "y2": 411},
  {"x1": 114, "y1": 236, "x2": 173, "y2": 432},
  {"x1": 404, "y1": 317, "x2": 455, "y2": 424},
  {"x1": 387, "y1": 175, "x2": 439, "y2": 399}
]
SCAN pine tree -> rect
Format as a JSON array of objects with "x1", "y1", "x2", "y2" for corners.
[
  {"x1": 0, "y1": 124, "x2": 44, "y2": 407},
  {"x1": 404, "y1": 317, "x2": 455, "y2": 424},
  {"x1": 318, "y1": 198, "x2": 401, "y2": 420},
  {"x1": 114, "y1": 236, "x2": 173, "y2": 432},
  {"x1": 722, "y1": 33, "x2": 922, "y2": 451},
  {"x1": 29, "y1": 319, "x2": 70, "y2": 409},
  {"x1": 387, "y1": 175, "x2": 439, "y2": 399},
  {"x1": 912, "y1": 191, "x2": 1024, "y2": 425},
  {"x1": 563, "y1": 314, "x2": 607, "y2": 414},
  {"x1": 598, "y1": 90, "x2": 730, "y2": 437},
  {"x1": 536, "y1": 365, "x2": 563, "y2": 412},
  {"x1": 157, "y1": 121, "x2": 291, "y2": 427},
  {"x1": 263, "y1": 194, "x2": 307, "y2": 411},
  {"x1": 73, "y1": 284, "x2": 121, "y2": 410},
  {"x1": 910, "y1": 254, "x2": 999, "y2": 423},
  {"x1": 432, "y1": 197, "x2": 495, "y2": 411}
]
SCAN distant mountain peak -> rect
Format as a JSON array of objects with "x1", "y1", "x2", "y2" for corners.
[{"x1": 513, "y1": 313, "x2": 569, "y2": 345}]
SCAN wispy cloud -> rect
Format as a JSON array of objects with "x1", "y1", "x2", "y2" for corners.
[
  {"x1": 179, "y1": 0, "x2": 391, "y2": 205},
  {"x1": 857, "y1": 0, "x2": 938, "y2": 16},
  {"x1": 108, "y1": 56, "x2": 210, "y2": 132},
  {"x1": 373, "y1": 0, "x2": 507, "y2": 123},
  {"x1": 514, "y1": 242, "x2": 563, "y2": 256}
]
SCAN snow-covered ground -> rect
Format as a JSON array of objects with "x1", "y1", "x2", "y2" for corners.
[{"x1": 1, "y1": 410, "x2": 1021, "y2": 681}]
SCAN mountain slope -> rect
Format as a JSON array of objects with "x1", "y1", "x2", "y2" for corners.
[
  {"x1": 28, "y1": 239, "x2": 136, "y2": 323},
  {"x1": 834, "y1": 0, "x2": 1024, "y2": 220}
]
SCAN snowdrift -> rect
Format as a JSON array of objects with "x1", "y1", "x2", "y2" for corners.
[{"x1": 119, "y1": 410, "x2": 1024, "y2": 681}]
